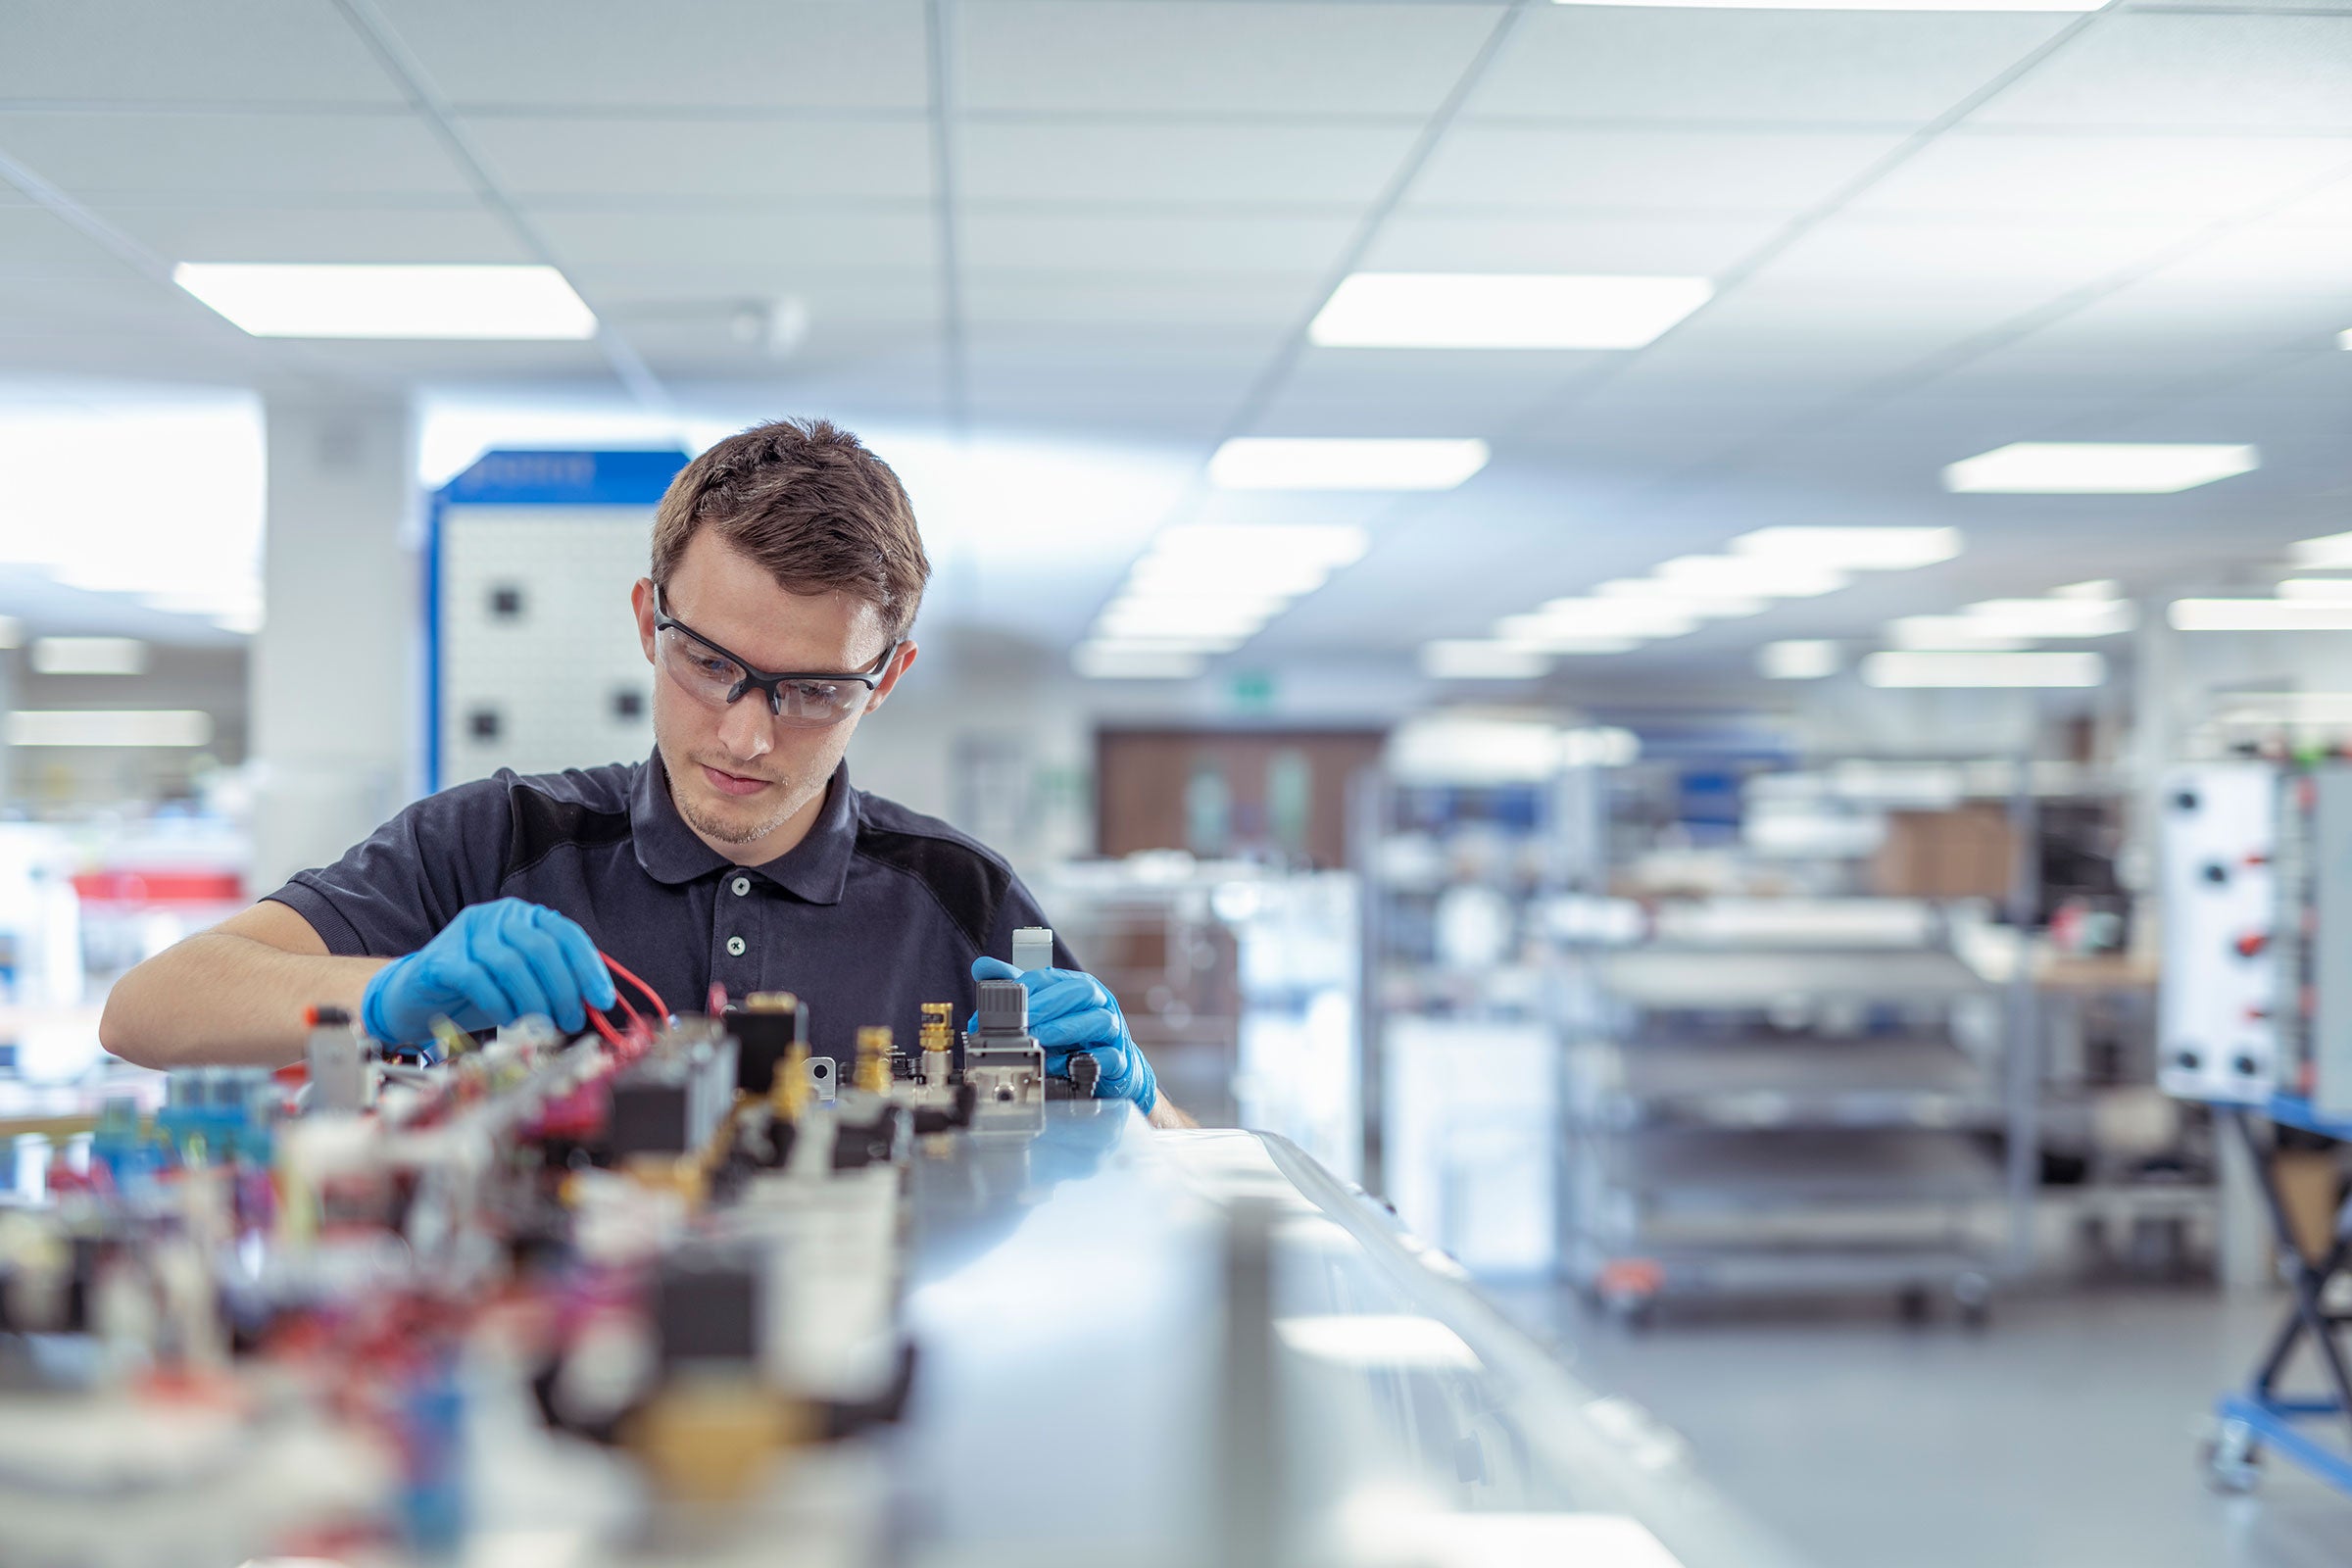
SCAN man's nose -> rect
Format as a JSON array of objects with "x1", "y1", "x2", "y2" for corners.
[{"x1": 716, "y1": 692, "x2": 775, "y2": 760}]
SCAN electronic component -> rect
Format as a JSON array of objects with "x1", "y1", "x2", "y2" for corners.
[
  {"x1": 855, "y1": 1026, "x2": 894, "y2": 1096},
  {"x1": 1012, "y1": 925, "x2": 1054, "y2": 975},
  {"x1": 727, "y1": 991, "x2": 807, "y2": 1096},
  {"x1": 305, "y1": 1004, "x2": 370, "y2": 1112},
  {"x1": 965, "y1": 978, "x2": 1046, "y2": 1110},
  {"x1": 919, "y1": 1001, "x2": 955, "y2": 1088},
  {"x1": 655, "y1": 1243, "x2": 762, "y2": 1367},
  {"x1": 607, "y1": 1027, "x2": 740, "y2": 1158}
]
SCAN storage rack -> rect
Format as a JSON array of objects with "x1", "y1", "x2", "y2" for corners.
[{"x1": 1563, "y1": 930, "x2": 2020, "y2": 1325}]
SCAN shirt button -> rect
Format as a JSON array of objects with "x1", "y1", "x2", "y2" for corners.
[
  {"x1": 726, "y1": 936, "x2": 746, "y2": 957},
  {"x1": 731, "y1": 876, "x2": 751, "y2": 896}
]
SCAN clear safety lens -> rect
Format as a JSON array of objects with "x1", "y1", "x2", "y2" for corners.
[{"x1": 656, "y1": 626, "x2": 865, "y2": 728}]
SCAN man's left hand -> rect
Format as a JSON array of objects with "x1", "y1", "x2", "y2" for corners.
[{"x1": 969, "y1": 956, "x2": 1157, "y2": 1115}]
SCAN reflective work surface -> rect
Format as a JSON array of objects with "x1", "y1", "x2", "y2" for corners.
[{"x1": 893, "y1": 1104, "x2": 1812, "y2": 1568}]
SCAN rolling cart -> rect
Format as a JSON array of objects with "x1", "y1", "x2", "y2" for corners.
[{"x1": 2200, "y1": 1095, "x2": 2352, "y2": 1496}]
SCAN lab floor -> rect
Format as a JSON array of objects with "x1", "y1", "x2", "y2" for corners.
[{"x1": 1486, "y1": 1284, "x2": 2351, "y2": 1568}]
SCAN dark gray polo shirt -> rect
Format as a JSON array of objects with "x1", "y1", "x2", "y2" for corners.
[{"x1": 266, "y1": 755, "x2": 1074, "y2": 1065}]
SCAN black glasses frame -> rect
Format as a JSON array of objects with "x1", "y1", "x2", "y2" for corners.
[{"x1": 650, "y1": 583, "x2": 900, "y2": 716}]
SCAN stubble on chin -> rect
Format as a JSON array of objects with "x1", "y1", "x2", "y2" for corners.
[{"x1": 673, "y1": 760, "x2": 823, "y2": 848}]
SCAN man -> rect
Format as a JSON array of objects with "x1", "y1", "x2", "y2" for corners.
[{"x1": 103, "y1": 418, "x2": 1188, "y2": 1129}]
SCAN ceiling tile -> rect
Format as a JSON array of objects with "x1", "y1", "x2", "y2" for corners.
[
  {"x1": 465, "y1": 116, "x2": 934, "y2": 201},
  {"x1": 957, "y1": 121, "x2": 1413, "y2": 205},
  {"x1": 378, "y1": 0, "x2": 930, "y2": 111},
  {"x1": 2143, "y1": 216, "x2": 2352, "y2": 293},
  {"x1": 1407, "y1": 127, "x2": 1908, "y2": 214},
  {"x1": 961, "y1": 210, "x2": 1354, "y2": 274},
  {"x1": 1845, "y1": 130, "x2": 2352, "y2": 220},
  {"x1": 0, "y1": 274, "x2": 198, "y2": 335},
  {"x1": 957, "y1": 1, "x2": 1503, "y2": 116},
  {"x1": 1974, "y1": 12, "x2": 2352, "y2": 132},
  {"x1": 0, "y1": 1, "x2": 403, "y2": 104},
  {"x1": 0, "y1": 204, "x2": 135, "y2": 274},
  {"x1": 530, "y1": 206, "x2": 938, "y2": 272},
  {"x1": 98, "y1": 201, "x2": 529, "y2": 264},
  {"x1": 0, "y1": 113, "x2": 471, "y2": 198},
  {"x1": 1742, "y1": 216, "x2": 2197, "y2": 292},
  {"x1": 1361, "y1": 211, "x2": 1783, "y2": 274},
  {"x1": 1470, "y1": 9, "x2": 2074, "y2": 126},
  {"x1": 963, "y1": 273, "x2": 1312, "y2": 331}
]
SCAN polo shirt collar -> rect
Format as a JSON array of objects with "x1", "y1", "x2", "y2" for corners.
[{"x1": 630, "y1": 753, "x2": 858, "y2": 906}]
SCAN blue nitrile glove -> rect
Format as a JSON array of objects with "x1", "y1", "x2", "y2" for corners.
[
  {"x1": 361, "y1": 898, "x2": 617, "y2": 1046},
  {"x1": 970, "y1": 956, "x2": 1157, "y2": 1115}
]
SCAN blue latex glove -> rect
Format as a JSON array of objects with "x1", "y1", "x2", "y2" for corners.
[
  {"x1": 970, "y1": 956, "x2": 1157, "y2": 1115},
  {"x1": 362, "y1": 899, "x2": 617, "y2": 1046}
]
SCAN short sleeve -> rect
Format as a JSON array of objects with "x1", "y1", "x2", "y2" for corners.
[{"x1": 263, "y1": 777, "x2": 514, "y2": 958}]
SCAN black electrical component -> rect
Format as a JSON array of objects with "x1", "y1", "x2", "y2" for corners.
[
  {"x1": 725, "y1": 993, "x2": 806, "y2": 1096},
  {"x1": 607, "y1": 1035, "x2": 739, "y2": 1157},
  {"x1": 833, "y1": 1103, "x2": 913, "y2": 1170},
  {"x1": 653, "y1": 1244, "x2": 761, "y2": 1367}
]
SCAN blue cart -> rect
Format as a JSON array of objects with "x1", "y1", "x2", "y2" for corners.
[{"x1": 2202, "y1": 1095, "x2": 2352, "y2": 1496}]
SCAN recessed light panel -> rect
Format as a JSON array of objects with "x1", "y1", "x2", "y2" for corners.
[
  {"x1": 1861, "y1": 652, "x2": 2105, "y2": 688},
  {"x1": 2171, "y1": 600, "x2": 2352, "y2": 632},
  {"x1": 31, "y1": 636, "x2": 147, "y2": 675},
  {"x1": 174, "y1": 263, "x2": 597, "y2": 340},
  {"x1": 1887, "y1": 616, "x2": 2032, "y2": 652},
  {"x1": 1072, "y1": 644, "x2": 1205, "y2": 680},
  {"x1": 1309, "y1": 272, "x2": 1712, "y2": 350},
  {"x1": 1422, "y1": 641, "x2": 1554, "y2": 680},
  {"x1": 1208, "y1": 438, "x2": 1489, "y2": 492},
  {"x1": 8, "y1": 710, "x2": 215, "y2": 746},
  {"x1": 1657, "y1": 556, "x2": 1848, "y2": 598},
  {"x1": 1733, "y1": 526, "x2": 1962, "y2": 570},
  {"x1": 1759, "y1": 641, "x2": 1841, "y2": 680},
  {"x1": 1942, "y1": 443, "x2": 2258, "y2": 495}
]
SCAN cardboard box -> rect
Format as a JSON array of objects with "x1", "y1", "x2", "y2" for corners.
[{"x1": 1872, "y1": 805, "x2": 2015, "y2": 900}]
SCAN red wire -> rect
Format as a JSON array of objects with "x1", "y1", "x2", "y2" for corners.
[{"x1": 600, "y1": 953, "x2": 669, "y2": 1020}]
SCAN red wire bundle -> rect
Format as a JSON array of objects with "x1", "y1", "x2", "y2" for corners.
[{"x1": 586, "y1": 953, "x2": 670, "y2": 1054}]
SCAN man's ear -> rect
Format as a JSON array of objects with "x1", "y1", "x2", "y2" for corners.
[
  {"x1": 867, "y1": 640, "x2": 918, "y2": 712},
  {"x1": 631, "y1": 578, "x2": 659, "y2": 665}
]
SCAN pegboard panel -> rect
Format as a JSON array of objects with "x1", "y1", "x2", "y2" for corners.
[{"x1": 437, "y1": 504, "x2": 657, "y2": 786}]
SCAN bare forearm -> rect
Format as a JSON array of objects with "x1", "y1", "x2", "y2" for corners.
[
  {"x1": 100, "y1": 933, "x2": 387, "y2": 1070},
  {"x1": 1148, "y1": 1097, "x2": 1197, "y2": 1130}
]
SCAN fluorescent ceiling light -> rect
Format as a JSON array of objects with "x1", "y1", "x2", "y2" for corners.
[
  {"x1": 2292, "y1": 531, "x2": 2352, "y2": 569},
  {"x1": 2339, "y1": 329, "x2": 2351, "y2": 351},
  {"x1": 1129, "y1": 557, "x2": 1332, "y2": 597},
  {"x1": 7, "y1": 709, "x2": 214, "y2": 747},
  {"x1": 1098, "y1": 604, "x2": 1277, "y2": 638},
  {"x1": 30, "y1": 637, "x2": 147, "y2": 675},
  {"x1": 1759, "y1": 640, "x2": 1842, "y2": 680},
  {"x1": 2278, "y1": 578, "x2": 2352, "y2": 602},
  {"x1": 174, "y1": 263, "x2": 596, "y2": 341},
  {"x1": 1208, "y1": 438, "x2": 1488, "y2": 492},
  {"x1": 2171, "y1": 599, "x2": 2352, "y2": 632},
  {"x1": 1595, "y1": 581, "x2": 1768, "y2": 618},
  {"x1": 1958, "y1": 598, "x2": 2136, "y2": 638},
  {"x1": 1422, "y1": 640, "x2": 1554, "y2": 680},
  {"x1": 1147, "y1": 523, "x2": 1370, "y2": 566},
  {"x1": 1072, "y1": 644, "x2": 1205, "y2": 680},
  {"x1": 2052, "y1": 579, "x2": 2121, "y2": 601},
  {"x1": 1861, "y1": 651, "x2": 2105, "y2": 688},
  {"x1": 1656, "y1": 555, "x2": 1847, "y2": 598},
  {"x1": 1732, "y1": 526, "x2": 1961, "y2": 570},
  {"x1": 1511, "y1": 600, "x2": 1697, "y2": 638},
  {"x1": 1492, "y1": 621, "x2": 1644, "y2": 655},
  {"x1": 0, "y1": 617, "x2": 23, "y2": 651},
  {"x1": 1309, "y1": 272, "x2": 1711, "y2": 350},
  {"x1": 1887, "y1": 615, "x2": 2031, "y2": 652},
  {"x1": 1942, "y1": 442, "x2": 2258, "y2": 495}
]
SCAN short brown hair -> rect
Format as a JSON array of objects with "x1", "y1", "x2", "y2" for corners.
[{"x1": 651, "y1": 418, "x2": 929, "y2": 639}]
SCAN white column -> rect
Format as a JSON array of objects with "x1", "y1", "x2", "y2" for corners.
[{"x1": 250, "y1": 396, "x2": 419, "y2": 895}]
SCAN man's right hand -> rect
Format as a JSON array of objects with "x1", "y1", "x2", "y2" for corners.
[{"x1": 360, "y1": 898, "x2": 616, "y2": 1046}]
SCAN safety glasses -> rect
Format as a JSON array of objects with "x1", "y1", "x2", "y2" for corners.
[{"x1": 649, "y1": 582, "x2": 898, "y2": 729}]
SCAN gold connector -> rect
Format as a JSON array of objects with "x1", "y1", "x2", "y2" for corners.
[{"x1": 855, "y1": 1025, "x2": 893, "y2": 1095}]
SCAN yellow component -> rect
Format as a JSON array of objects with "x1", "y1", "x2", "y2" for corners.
[
  {"x1": 918, "y1": 1001, "x2": 954, "y2": 1054},
  {"x1": 428, "y1": 1014, "x2": 471, "y2": 1060},
  {"x1": 627, "y1": 1377, "x2": 808, "y2": 1504},
  {"x1": 855, "y1": 1026, "x2": 893, "y2": 1094},
  {"x1": 745, "y1": 991, "x2": 799, "y2": 1012},
  {"x1": 622, "y1": 1152, "x2": 708, "y2": 1207},
  {"x1": 772, "y1": 1042, "x2": 811, "y2": 1122}
]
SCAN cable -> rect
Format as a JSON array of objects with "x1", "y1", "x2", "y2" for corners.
[{"x1": 600, "y1": 953, "x2": 669, "y2": 1021}]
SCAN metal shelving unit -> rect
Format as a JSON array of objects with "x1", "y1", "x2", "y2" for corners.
[{"x1": 1563, "y1": 933, "x2": 2021, "y2": 1325}]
